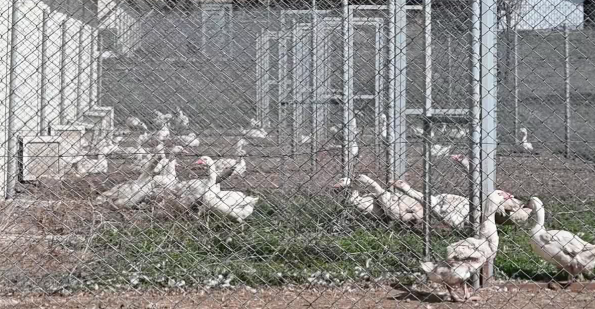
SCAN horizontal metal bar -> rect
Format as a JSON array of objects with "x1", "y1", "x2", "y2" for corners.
[
  {"x1": 349, "y1": 4, "x2": 423, "y2": 11},
  {"x1": 281, "y1": 10, "x2": 332, "y2": 15},
  {"x1": 353, "y1": 94, "x2": 376, "y2": 100},
  {"x1": 405, "y1": 109, "x2": 469, "y2": 115},
  {"x1": 323, "y1": 17, "x2": 385, "y2": 26}
]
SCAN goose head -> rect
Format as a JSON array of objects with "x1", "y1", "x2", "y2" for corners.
[
  {"x1": 195, "y1": 156, "x2": 215, "y2": 167},
  {"x1": 170, "y1": 145, "x2": 187, "y2": 155},
  {"x1": 332, "y1": 177, "x2": 351, "y2": 189},
  {"x1": 390, "y1": 179, "x2": 411, "y2": 192},
  {"x1": 485, "y1": 190, "x2": 514, "y2": 219}
]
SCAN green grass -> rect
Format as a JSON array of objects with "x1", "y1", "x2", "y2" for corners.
[{"x1": 85, "y1": 194, "x2": 595, "y2": 288}]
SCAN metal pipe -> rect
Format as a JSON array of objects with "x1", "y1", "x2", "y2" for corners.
[
  {"x1": 514, "y1": 31, "x2": 519, "y2": 140},
  {"x1": 89, "y1": 29, "x2": 96, "y2": 107},
  {"x1": 374, "y1": 22, "x2": 382, "y2": 170},
  {"x1": 564, "y1": 25, "x2": 571, "y2": 158},
  {"x1": 96, "y1": 31, "x2": 103, "y2": 106},
  {"x1": 422, "y1": 0, "x2": 433, "y2": 262},
  {"x1": 447, "y1": 36, "x2": 453, "y2": 104},
  {"x1": 76, "y1": 25, "x2": 83, "y2": 117},
  {"x1": 387, "y1": 0, "x2": 407, "y2": 185},
  {"x1": 40, "y1": 10, "x2": 48, "y2": 135},
  {"x1": 469, "y1": 0, "x2": 482, "y2": 290},
  {"x1": 342, "y1": 0, "x2": 354, "y2": 179},
  {"x1": 481, "y1": 0, "x2": 499, "y2": 286},
  {"x1": 6, "y1": 0, "x2": 20, "y2": 199},
  {"x1": 310, "y1": 0, "x2": 318, "y2": 171},
  {"x1": 59, "y1": 21, "x2": 67, "y2": 123}
]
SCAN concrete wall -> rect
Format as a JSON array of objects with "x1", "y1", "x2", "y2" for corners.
[{"x1": 0, "y1": 0, "x2": 101, "y2": 198}]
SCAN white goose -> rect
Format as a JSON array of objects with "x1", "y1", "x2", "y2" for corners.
[
  {"x1": 155, "y1": 123, "x2": 170, "y2": 141},
  {"x1": 450, "y1": 154, "x2": 532, "y2": 225},
  {"x1": 518, "y1": 128, "x2": 534, "y2": 153},
  {"x1": 211, "y1": 139, "x2": 247, "y2": 180},
  {"x1": 174, "y1": 107, "x2": 189, "y2": 131},
  {"x1": 411, "y1": 125, "x2": 435, "y2": 139},
  {"x1": 249, "y1": 118, "x2": 261, "y2": 128},
  {"x1": 421, "y1": 190, "x2": 512, "y2": 302},
  {"x1": 391, "y1": 180, "x2": 469, "y2": 229},
  {"x1": 354, "y1": 175, "x2": 422, "y2": 224},
  {"x1": 447, "y1": 125, "x2": 468, "y2": 139},
  {"x1": 95, "y1": 156, "x2": 158, "y2": 208},
  {"x1": 196, "y1": 156, "x2": 258, "y2": 223},
  {"x1": 528, "y1": 197, "x2": 595, "y2": 283},
  {"x1": 379, "y1": 113, "x2": 387, "y2": 139},
  {"x1": 70, "y1": 154, "x2": 108, "y2": 177},
  {"x1": 177, "y1": 132, "x2": 200, "y2": 147},
  {"x1": 154, "y1": 110, "x2": 173, "y2": 128},
  {"x1": 152, "y1": 146, "x2": 187, "y2": 189},
  {"x1": 125, "y1": 116, "x2": 148, "y2": 132},
  {"x1": 332, "y1": 177, "x2": 384, "y2": 219}
]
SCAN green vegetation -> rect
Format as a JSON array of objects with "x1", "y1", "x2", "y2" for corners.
[{"x1": 86, "y1": 193, "x2": 595, "y2": 288}]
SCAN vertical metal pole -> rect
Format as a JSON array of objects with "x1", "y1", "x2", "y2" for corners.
[
  {"x1": 256, "y1": 31, "x2": 264, "y2": 128},
  {"x1": 387, "y1": 0, "x2": 408, "y2": 185},
  {"x1": 446, "y1": 36, "x2": 453, "y2": 103},
  {"x1": 40, "y1": 10, "x2": 48, "y2": 136},
  {"x1": 6, "y1": 0, "x2": 20, "y2": 199},
  {"x1": 310, "y1": 0, "x2": 319, "y2": 171},
  {"x1": 76, "y1": 25, "x2": 83, "y2": 117},
  {"x1": 278, "y1": 26, "x2": 288, "y2": 146},
  {"x1": 59, "y1": 21, "x2": 67, "y2": 124},
  {"x1": 513, "y1": 31, "x2": 519, "y2": 140},
  {"x1": 263, "y1": 33, "x2": 270, "y2": 128},
  {"x1": 422, "y1": 0, "x2": 433, "y2": 262},
  {"x1": 97, "y1": 31, "x2": 103, "y2": 106},
  {"x1": 481, "y1": 0, "x2": 498, "y2": 286},
  {"x1": 374, "y1": 22, "x2": 382, "y2": 168},
  {"x1": 469, "y1": 0, "x2": 482, "y2": 290},
  {"x1": 564, "y1": 25, "x2": 570, "y2": 158},
  {"x1": 89, "y1": 29, "x2": 95, "y2": 107},
  {"x1": 342, "y1": 0, "x2": 354, "y2": 179}
]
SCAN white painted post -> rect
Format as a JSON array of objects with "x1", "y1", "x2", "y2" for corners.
[
  {"x1": 422, "y1": 0, "x2": 433, "y2": 262},
  {"x1": 342, "y1": 1, "x2": 355, "y2": 179},
  {"x1": 40, "y1": 10, "x2": 48, "y2": 135},
  {"x1": 564, "y1": 25, "x2": 571, "y2": 158},
  {"x1": 481, "y1": 0, "x2": 498, "y2": 287},
  {"x1": 469, "y1": 0, "x2": 482, "y2": 290},
  {"x1": 387, "y1": 0, "x2": 407, "y2": 185}
]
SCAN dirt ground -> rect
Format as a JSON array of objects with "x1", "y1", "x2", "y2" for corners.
[{"x1": 4, "y1": 284, "x2": 595, "y2": 309}]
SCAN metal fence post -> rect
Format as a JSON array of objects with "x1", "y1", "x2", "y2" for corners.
[
  {"x1": 481, "y1": 0, "x2": 499, "y2": 286},
  {"x1": 59, "y1": 21, "x2": 67, "y2": 124},
  {"x1": 40, "y1": 9, "x2": 48, "y2": 135},
  {"x1": 6, "y1": 0, "x2": 20, "y2": 199},
  {"x1": 387, "y1": 0, "x2": 407, "y2": 185},
  {"x1": 342, "y1": 0, "x2": 354, "y2": 179},
  {"x1": 76, "y1": 25, "x2": 84, "y2": 117},
  {"x1": 469, "y1": 0, "x2": 482, "y2": 290},
  {"x1": 564, "y1": 25, "x2": 571, "y2": 158},
  {"x1": 514, "y1": 31, "x2": 519, "y2": 140},
  {"x1": 422, "y1": 0, "x2": 433, "y2": 262}
]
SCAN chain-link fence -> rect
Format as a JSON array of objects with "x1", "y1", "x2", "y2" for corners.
[{"x1": 2, "y1": 0, "x2": 595, "y2": 307}]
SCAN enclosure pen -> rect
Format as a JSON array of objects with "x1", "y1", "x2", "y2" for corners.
[{"x1": 2, "y1": 0, "x2": 595, "y2": 306}]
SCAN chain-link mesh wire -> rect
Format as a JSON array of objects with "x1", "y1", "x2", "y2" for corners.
[{"x1": 2, "y1": 0, "x2": 595, "y2": 306}]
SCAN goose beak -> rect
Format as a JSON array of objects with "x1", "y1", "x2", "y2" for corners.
[
  {"x1": 195, "y1": 159, "x2": 206, "y2": 165},
  {"x1": 332, "y1": 182, "x2": 343, "y2": 188}
]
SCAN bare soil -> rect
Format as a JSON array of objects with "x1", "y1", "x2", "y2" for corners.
[{"x1": 4, "y1": 284, "x2": 595, "y2": 309}]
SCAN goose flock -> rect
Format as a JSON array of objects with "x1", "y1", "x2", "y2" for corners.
[
  {"x1": 90, "y1": 109, "x2": 260, "y2": 223},
  {"x1": 80, "y1": 108, "x2": 576, "y2": 302}
]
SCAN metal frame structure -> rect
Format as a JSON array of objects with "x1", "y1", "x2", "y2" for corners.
[{"x1": 201, "y1": 2, "x2": 233, "y2": 60}]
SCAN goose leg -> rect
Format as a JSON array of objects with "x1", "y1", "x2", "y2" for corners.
[
  {"x1": 447, "y1": 285, "x2": 463, "y2": 303},
  {"x1": 463, "y1": 283, "x2": 482, "y2": 302}
]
